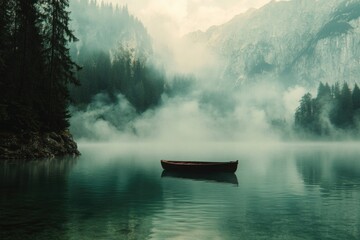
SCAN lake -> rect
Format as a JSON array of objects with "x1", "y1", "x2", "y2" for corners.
[{"x1": 1, "y1": 142, "x2": 360, "y2": 240}]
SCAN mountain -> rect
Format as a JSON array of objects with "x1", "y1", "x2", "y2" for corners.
[
  {"x1": 187, "y1": 0, "x2": 360, "y2": 87},
  {"x1": 69, "y1": 0, "x2": 152, "y2": 60}
]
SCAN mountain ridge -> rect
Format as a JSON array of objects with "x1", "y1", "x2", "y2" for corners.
[{"x1": 186, "y1": 0, "x2": 360, "y2": 87}]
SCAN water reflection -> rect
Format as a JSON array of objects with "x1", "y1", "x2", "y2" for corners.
[
  {"x1": 161, "y1": 170, "x2": 238, "y2": 185},
  {"x1": 0, "y1": 144, "x2": 359, "y2": 239},
  {"x1": 0, "y1": 157, "x2": 76, "y2": 240},
  {"x1": 66, "y1": 156, "x2": 164, "y2": 239},
  {"x1": 293, "y1": 149, "x2": 360, "y2": 240},
  {"x1": 295, "y1": 149, "x2": 360, "y2": 188}
]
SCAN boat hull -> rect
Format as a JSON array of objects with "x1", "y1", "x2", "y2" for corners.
[{"x1": 161, "y1": 160, "x2": 238, "y2": 173}]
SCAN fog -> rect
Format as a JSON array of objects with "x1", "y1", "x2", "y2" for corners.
[
  {"x1": 68, "y1": 0, "x2": 308, "y2": 143},
  {"x1": 100, "y1": 0, "x2": 274, "y2": 35},
  {"x1": 70, "y1": 80, "x2": 307, "y2": 142},
  {"x1": 69, "y1": 0, "x2": 360, "y2": 143},
  {"x1": 96, "y1": 0, "x2": 274, "y2": 75}
]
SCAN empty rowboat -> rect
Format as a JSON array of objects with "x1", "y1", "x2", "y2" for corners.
[{"x1": 160, "y1": 160, "x2": 238, "y2": 173}]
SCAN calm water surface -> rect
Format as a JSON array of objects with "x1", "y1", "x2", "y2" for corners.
[{"x1": 1, "y1": 142, "x2": 360, "y2": 240}]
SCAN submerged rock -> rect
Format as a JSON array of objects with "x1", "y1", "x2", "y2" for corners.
[{"x1": 0, "y1": 130, "x2": 80, "y2": 159}]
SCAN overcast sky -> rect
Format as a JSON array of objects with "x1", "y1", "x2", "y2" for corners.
[{"x1": 102, "y1": 0, "x2": 274, "y2": 36}]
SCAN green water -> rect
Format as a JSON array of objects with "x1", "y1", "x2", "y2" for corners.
[{"x1": 1, "y1": 142, "x2": 360, "y2": 240}]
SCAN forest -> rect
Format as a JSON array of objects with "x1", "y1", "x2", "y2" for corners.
[
  {"x1": 68, "y1": 0, "x2": 193, "y2": 112},
  {"x1": 70, "y1": 44, "x2": 166, "y2": 112},
  {"x1": 0, "y1": 0, "x2": 79, "y2": 132},
  {"x1": 0, "y1": 0, "x2": 190, "y2": 135},
  {"x1": 295, "y1": 82, "x2": 360, "y2": 136}
]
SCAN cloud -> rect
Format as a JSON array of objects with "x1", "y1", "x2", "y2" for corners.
[
  {"x1": 96, "y1": 0, "x2": 275, "y2": 78},
  {"x1": 102, "y1": 0, "x2": 273, "y2": 35},
  {"x1": 70, "y1": 79, "x2": 302, "y2": 143}
]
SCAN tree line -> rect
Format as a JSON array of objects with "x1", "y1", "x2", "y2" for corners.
[
  {"x1": 295, "y1": 82, "x2": 360, "y2": 135},
  {"x1": 0, "y1": 0, "x2": 79, "y2": 132},
  {"x1": 68, "y1": 0, "x2": 161, "y2": 112},
  {"x1": 68, "y1": 44, "x2": 195, "y2": 112},
  {"x1": 69, "y1": 45, "x2": 166, "y2": 112},
  {"x1": 68, "y1": 0, "x2": 193, "y2": 112}
]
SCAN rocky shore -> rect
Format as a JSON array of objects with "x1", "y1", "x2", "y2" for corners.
[{"x1": 0, "y1": 130, "x2": 80, "y2": 159}]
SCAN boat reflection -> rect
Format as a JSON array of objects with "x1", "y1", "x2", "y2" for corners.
[{"x1": 161, "y1": 170, "x2": 238, "y2": 186}]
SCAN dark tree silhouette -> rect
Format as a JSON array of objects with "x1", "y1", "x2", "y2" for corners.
[
  {"x1": 0, "y1": 0, "x2": 79, "y2": 133},
  {"x1": 68, "y1": 0, "x2": 166, "y2": 112},
  {"x1": 295, "y1": 81, "x2": 360, "y2": 136},
  {"x1": 337, "y1": 82, "x2": 353, "y2": 128},
  {"x1": 352, "y1": 84, "x2": 360, "y2": 111},
  {"x1": 39, "y1": 0, "x2": 80, "y2": 131},
  {"x1": 295, "y1": 93, "x2": 315, "y2": 132}
]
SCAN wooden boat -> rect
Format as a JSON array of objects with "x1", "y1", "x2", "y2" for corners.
[{"x1": 160, "y1": 160, "x2": 238, "y2": 173}]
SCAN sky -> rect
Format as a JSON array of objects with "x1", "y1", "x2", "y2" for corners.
[{"x1": 102, "y1": 0, "x2": 274, "y2": 36}]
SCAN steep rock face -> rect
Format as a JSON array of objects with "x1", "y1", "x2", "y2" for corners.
[
  {"x1": 187, "y1": 0, "x2": 360, "y2": 86},
  {"x1": 0, "y1": 131, "x2": 80, "y2": 160},
  {"x1": 69, "y1": 0, "x2": 152, "y2": 61},
  {"x1": 290, "y1": 1, "x2": 360, "y2": 85}
]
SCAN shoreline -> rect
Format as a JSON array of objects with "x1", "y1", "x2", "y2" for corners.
[{"x1": 0, "y1": 130, "x2": 80, "y2": 160}]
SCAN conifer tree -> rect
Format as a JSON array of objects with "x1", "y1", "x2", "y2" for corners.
[
  {"x1": 0, "y1": 0, "x2": 45, "y2": 131},
  {"x1": 352, "y1": 83, "x2": 360, "y2": 111},
  {"x1": 0, "y1": 0, "x2": 13, "y2": 87},
  {"x1": 0, "y1": 0, "x2": 80, "y2": 132},
  {"x1": 338, "y1": 82, "x2": 353, "y2": 128},
  {"x1": 39, "y1": 0, "x2": 80, "y2": 131},
  {"x1": 330, "y1": 81, "x2": 342, "y2": 127},
  {"x1": 332, "y1": 82, "x2": 341, "y2": 99},
  {"x1": 352, "y1": 83, "x2": 360, "y2": 122},
  {"x1": 313, "y1": 82, "x2": 332, "y2": 135},
  {"x1": 0, "y1": 1, "x2": 11, "y2": 70},
  {"x1": 295, "y1": 93, "x2": 315, "y2": 131},
  {"x1": 0, "y1": 0, "x2": 13, "y2": 126}
]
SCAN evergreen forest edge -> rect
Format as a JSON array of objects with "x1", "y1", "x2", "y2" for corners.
[
  {"x1": 295, "y1": 82, "x2": 360, "y2": 137},
  {"x1": 0, "y1": 0, "x2": 79, "y2": 132}
]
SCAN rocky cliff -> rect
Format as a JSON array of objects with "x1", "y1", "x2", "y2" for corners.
[{"x1": 187, "y1": 0, "x2": 360, "y2": 87}]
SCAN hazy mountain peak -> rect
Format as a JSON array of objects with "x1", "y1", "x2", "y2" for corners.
[
  {"x1": 187, "y1": 0, "x2": 360, "y2": 87},
  {"x1": 70, "y1": 0, "x2": 152, "y2": 59}
]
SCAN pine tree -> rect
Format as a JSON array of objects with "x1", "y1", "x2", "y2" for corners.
[
  {"x1": 353, "y1": 84, "x2": 360, "y2": 111},
  {"x1": 16, "y1": 0, "x2": 44, "y2": 96},
  {"x1": 0, "y1": 0, "x2": 80, "y2": 133},
  {"x1": 0, "y1": 1, "x2": 11, "y2": 71},
  {"x1": 39, "y1": 0, "x2": 80, "y2": 131},
  {"x1": 295, "y1": 93, "x2": 315, "y2": 131},
  {"x1": 330, "y1": 81, "x2": 342, "y2": 127},
  {"x1": 0, "y1": 0, "x2": 13, "y2": 88},
  {"x1": 352, "y1": 83, "x2": 360, "y2": 122},
  {"x1": 0, "y1": 0, "x2": 45, "y2": 132},
  {"x1": 0, "y1": 0, "x2": 13, "y2": 127},
  {"x1": 317, "y1": 82, "x2": 332, "y2": 102},
  {"x1": 313, "y1": 82, "x2": 332, "y2": 135},
  {"x1": 338, "y1": 82, "x2": 353, "y2": 128},
  {"x1": 332, "y1": 82, "x2": 341, "y2": 100}
]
